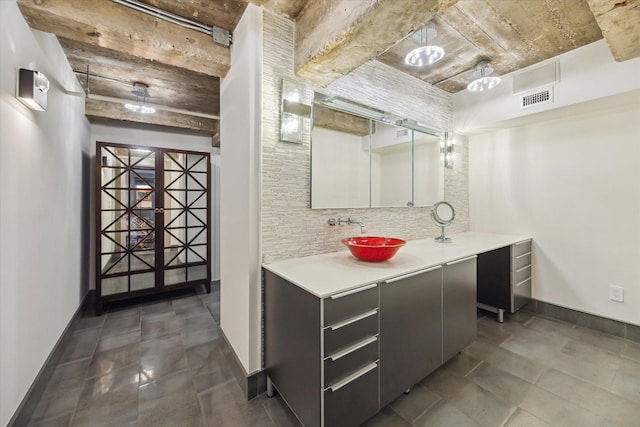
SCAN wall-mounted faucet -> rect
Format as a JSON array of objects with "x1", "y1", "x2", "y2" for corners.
[{"x1": 328, "y1": 217, "x2": 366, "y2": 234}]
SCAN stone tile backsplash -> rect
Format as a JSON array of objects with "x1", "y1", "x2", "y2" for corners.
[{"x1": 261, "y1": 11, "x2": 468, "y2": 262}]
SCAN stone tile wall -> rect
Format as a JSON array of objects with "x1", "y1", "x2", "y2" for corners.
[{"x1": 262, "y1": 11, "x2": 468, "y2": 262}]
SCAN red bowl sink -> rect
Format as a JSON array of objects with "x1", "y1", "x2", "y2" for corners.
[{"x1": 342, "y1": 236, "x2": 407, "y2": 262}]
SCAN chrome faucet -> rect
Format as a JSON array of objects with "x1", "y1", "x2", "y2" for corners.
[{"x1": 327, "y1": 217, "x2": 366, "y2": 233}]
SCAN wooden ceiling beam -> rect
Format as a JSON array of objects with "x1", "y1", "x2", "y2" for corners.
[
  {"x1": 17, "y1": 0, "x2": 230, "y2": 78},
  {"x1": 85, "y1": 98, "x2": 218, "y2": 134},
  {"x1": 294, "y1": 0, "x2": 457, "y2": 87}
]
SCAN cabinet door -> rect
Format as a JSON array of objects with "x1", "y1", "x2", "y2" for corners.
[
  {"x1": 477, "y1": 246, "x2": 510, "y2": 310},
  {"x1": 380, "y1": 267, "x2": 442, "y2": 408},
  {"x1": 443, "y1": 256, "x2": 477, "y2": 362}
]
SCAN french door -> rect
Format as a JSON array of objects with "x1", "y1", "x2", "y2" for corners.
[{"x1": 96, "y1": 142, "x2": 211, "y2": 314}]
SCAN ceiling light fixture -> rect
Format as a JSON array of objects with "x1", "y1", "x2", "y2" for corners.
[
  {"x1": 467, "y1": 61, "x2": 501, "y2": 92},
  {"x1": 125, "y1": 82, "x2": 156, "y2": 114},
  {"x1": 405, "y1": 27, "x2": 445, "y2": 67}
]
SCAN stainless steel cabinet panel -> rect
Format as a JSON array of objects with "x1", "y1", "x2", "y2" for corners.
[
  {"x1": 323, "y1": 310, "x2": 378, "y2": 357},
  {"x1": 323, "y1": 284, "x2": 378, "y2": 326},
  {"x1": 324, "y1": 364, "x2": 379, "y2": 427},
  {"x1": 514, "y1": 277, "x2": 532, "y2": 310},
  {"x1": 511, "y1": 264, "x2": 532, "y2": 286},
  {"x1": 512, "y1": 240, "x2": 532, "y2": 257},
  {"x1": 443, "y1": 256, "x2": 477, "y2": 362},
  {"x1": 379, "y1": 267, "x2": 443, "y2": 408},
  {"x1": 512, "y1": 251, "x2": 532, "y2": 271}
]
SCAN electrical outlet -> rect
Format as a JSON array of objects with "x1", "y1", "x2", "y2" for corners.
[{"x1": 609, "y1": 285, "x2": 624, "y2": 302}]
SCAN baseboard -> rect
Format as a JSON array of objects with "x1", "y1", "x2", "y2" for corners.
[
  {"x1": 7, "y1": 290, "x2": 95, "y2": 427},
  {"x1": 523, "y1": 299, "x2": 640, "y2": 344},
  {"x1": 218, "y1": 327, "x2": 266, "y2": 400}
]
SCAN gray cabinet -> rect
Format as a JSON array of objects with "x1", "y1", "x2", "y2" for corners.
[
  {"x1": 443, "y1": 256, "x2": 478, "y2": 362},
  {"x1": 379, "y1": 266, "x2": 443, "y2": 408},
  {"x1": 477, "y1": 240, "x2": 532, "y2": 322},
  {"x1": 264, "y1": 271, "x2": 379, "y2": 427}
]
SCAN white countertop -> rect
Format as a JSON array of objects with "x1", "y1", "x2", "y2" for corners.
[{"x1": 263, "y1": 232, "x2": 531, "y2": 298}]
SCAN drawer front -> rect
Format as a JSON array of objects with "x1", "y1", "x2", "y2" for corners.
[
  {"x1": 511, "y1": 240, "x2": 532, "y2": 258},
  {"x1": 323, "y1": 309, "x2": 378, "y2": 357},
  {"x1": 512, "y1": 251, "x2": 531, "y2": 271},
  {"x1": 514, "y1": 276, "x2": 532, "y2": 310},
  {"x1": 511, "y1": 264, "x2": 532, "y2": 286},
  {"x1": 323, "y1": 284, "x2": 378, "y2": 326},
  {"x1": 323, "y1": 364, "x2": 378, "y2": 427},
  {"x1": 324, "y1": 337, "x2": 378, "y2": 387}
]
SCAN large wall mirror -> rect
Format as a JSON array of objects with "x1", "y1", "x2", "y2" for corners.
[{"x1": 311, "y1": 93, "x2": 444, "y2": 209}]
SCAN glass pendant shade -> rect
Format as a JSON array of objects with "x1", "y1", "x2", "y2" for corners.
[
  {"x1": 405, "y1": 27, "x2": 444, "y2": 67},
  {"x1": 467, "y1": 63, "x2": 501, "y2": 92}
]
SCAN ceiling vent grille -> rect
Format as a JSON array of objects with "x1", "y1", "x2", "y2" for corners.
[
  {"x1": 520, "y1": 86, "x2": 554, "y2": 109},
  {"x1": 396, "y1": 128, "x2": 409, "y2": 138}
]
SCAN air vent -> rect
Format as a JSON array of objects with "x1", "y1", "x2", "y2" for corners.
[
  {"x1": 520, "y1": 86, "x2": 553, "y2": 109},
  {"x1": 396, "y1": 128, "x2": 409, "y2": 138}
]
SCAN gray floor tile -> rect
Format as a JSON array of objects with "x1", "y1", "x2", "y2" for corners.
[
  {"x1": 100, "y1": 311, "x2": 141, "y2": 339},
  {"x1": 138, "y1": 369, "x2": 203, "y2": 426},
  {"x1": 178, "y1": 312, "x2": 218, "y2": 332},
  {"x1": 440, "y1": 352, "x2": 482, "y2": 377},
  {"x1": 139, "y1": 332, "x2": 188, "y2": 384},
  {"x1": 476, "y1": 316, "x2": 527, "y2": 346},
  {"x1": 360, "y1": 407, "x2": 411, "y2": 427},
  {"x1": 95, "y1": 330, "x2": 140, "y2": 353},
  {"x1": 623, "y1": 340, "x2": 640, "y2": 363},
  {"x1": 499, "y1": 325, "x2": 568, "y2": 359},
  {"x1": 140, "y1": 311, "x2": 181, "y2": 341},
  {"x1": 413, "y1": 400, "x2": 482, "y2": 427},
  {"x1": 187, "y1": 340, "x2": 236, "y2": 394},
  {"x1": 536, "y1": 368, "x2": 640, "y2": 426},
  {"x1": 198, "y1": 380, "x2": 275, "y2": 427},
  {"x1": 466, "y1": 362, "x2": 535, "y2": 406},
  {"x1": 561, "y1": 338, "x2": 636, "y2": 371},
  {"x1": 504, "y1": 408, "x2": 552, "y2": 427},
  {"x1": 421, "y1": 369, "x2": 517, "y2": 426},
  {"x1": 71, "y1": 364, "x2": 139, "y2": 426},
  {"x1": 174, "y1": 301, "x2": 210, "y2": 318},
  {"x1": 71, "y1": 313, "x2": 105, "y2": 332},
  {"x1": 518, "y1": 384, "x2": 610, "y2": 427},
  {"x1": 27, "y1": 411, "x2": 73, "y2": 427},
  {"x1": 86, "y1": 341, "x2": 140, "y2": 379},
  {"x1": 389, "y1": 383, "x2": 441, "y2": 423},
  {"x1": 262, "y1": 395, "x2": 302, "y2": 427},
  {"x1": 611, "y1": 367, "x2": 640, "y2": 404},
  {"x1": 140, "y1": 300, "x2": 173, "y2": 317},
  {"x1": 58, "y1": 328, "x2": 101, "y2": 364},
  {"x1": 464, "y1": 340, "x2": 545, "y2": 384}
]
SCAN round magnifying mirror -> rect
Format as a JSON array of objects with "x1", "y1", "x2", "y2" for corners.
[{"x1": 431, "y1": 201, "x2": 455, "y2": 242}]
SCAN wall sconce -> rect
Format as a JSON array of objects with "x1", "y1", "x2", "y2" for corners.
[
  {"x1": 280, "y1": 79, "x2": 310, "y2": 143},
  {"x1": 17, "y1": 68, "x2": 50, "y2": 111},
  {"x1": 441, "y1": 132, "x2": 455, "y2": 169}
]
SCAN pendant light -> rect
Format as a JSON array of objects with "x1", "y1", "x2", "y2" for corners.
[
  {"x1": 466, "y1": 61, "x2": 501, "y2": 92},
  {"x1": 405, "y1": 26, "x2": 445, "y2": 67},
  {"x1": 125, "y1": 82, "x2": 156, "y2": 114}
]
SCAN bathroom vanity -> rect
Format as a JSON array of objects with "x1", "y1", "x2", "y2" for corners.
[{"x1": 263, "y1": 232, "x2": 531, "y2": 427}]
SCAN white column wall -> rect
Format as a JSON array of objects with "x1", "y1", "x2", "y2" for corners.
[
  {"x1": 468, "y1": 92, "x2": 640, "y2": 325},
  {"x1": 0, "y1": 2, "x2": 91, "y2": 424},
  {"x1": 219, "y1": 4, "x2": 263, "y2": 374}
]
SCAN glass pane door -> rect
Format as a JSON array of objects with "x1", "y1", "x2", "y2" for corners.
[
  {"x1": 99, "y1": 145, "x2": 157, "y2": 296},
  {"x1": 162, "y1": 151, "x2": 209, "y2": 286}
]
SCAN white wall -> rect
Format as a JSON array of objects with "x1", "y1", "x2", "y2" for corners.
[
  {"x1": 219, "y1": 4, "x2": 263, "y2": 374},
  {"x1": 0, "y1": 2, "x2": 91, "y2": 424},
  {"x1": 468, "y1": 91, "x2": 640, "y2": 325},
  {"x1": 90, "y1": 124, "x2": 220, "y2": 281}
]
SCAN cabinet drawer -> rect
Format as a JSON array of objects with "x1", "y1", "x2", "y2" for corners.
[
  {"x1": 511, "y1": 264, "x2": 531, "y2": 285},
  {"x1": 323, "y1": 337, "x2": 378, "y2": 388},
  {"x1": 324, "y1": 363, "x2": 378, "y2": 427},
  {"x1": 323, "y1": 309, "x2": 378, "y2": 357},
  {"x1": 323, "y1": 284, "x2": 378, "y2": 326},
  {"x1": 511, "y1": 240, "x2": 532, "y2": 258},
  {"x1": 512, "y1": 251, "x2": 531, "y2": 271},
  {"x1": 514, "y1": 276, "x2": 532, "y2": 310}
]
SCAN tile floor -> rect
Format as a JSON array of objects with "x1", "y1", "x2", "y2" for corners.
[{"x1": 27, "y1": 285, "x2": 640, "y2": 427}]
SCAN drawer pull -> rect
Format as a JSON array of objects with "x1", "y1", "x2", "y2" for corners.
[
  {"x1": 328, "y1": 362, "x2": 377, "y2": 392},
  {"x1": 515, "y1": 264, "x2": 531, "y2": 273},
  {"x1": 446, "y1": 255, "x2": 477, "y2": 266},
  {"x1": 330, "y1": 283, "x2": 377, "y2": 300},
  {"x1": 514, "y1": 239, "x2": 531, "y2": 246},
  {"x1": 384, "y1": 266, "x2": 441, "y2": 284},
  {"x1": 328, "y1": 336, "x2": 378, "y2": 361},
  {"x1": 515, "y1": 252, "x2": 531, "y2": 259},
  {"x1": 329, "y1": 309, "x2": 378, "y2": 331},
  {"x1": 515, "y1": 277, "x2": 531, "y2": 287}
]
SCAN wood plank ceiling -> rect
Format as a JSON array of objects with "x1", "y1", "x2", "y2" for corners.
[{"x1": 16, "y1": 0, "x2": 640, "y2": 144}]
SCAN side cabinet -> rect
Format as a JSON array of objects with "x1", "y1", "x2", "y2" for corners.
[
  {"x1": 443, "y1": 256, "x2": 478, "y2": 362},
  {"x1": 264, "y1": 270, "x2": 379, "y2": 427},
  {"x1": 477, "y1": 240, "x2": 532, "y2": 322},
  {"x1": 379, "y1": 266, "x2": 443, "y2": 408}
]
